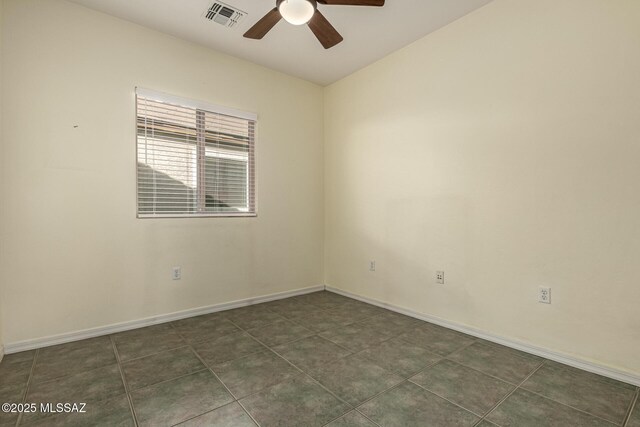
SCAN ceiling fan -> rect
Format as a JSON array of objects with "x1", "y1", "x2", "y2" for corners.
[{"x1": 243, "y1": 0, "x2": 385, "y2": 49}]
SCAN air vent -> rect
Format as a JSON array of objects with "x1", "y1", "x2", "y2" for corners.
[{"x1": 203, "y1": 2, "x2": 247, "y2": 28}]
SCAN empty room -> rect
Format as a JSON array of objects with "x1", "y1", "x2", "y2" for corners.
[{"x1": 0, "y1": 0, "x2": 639, "y2": 426}]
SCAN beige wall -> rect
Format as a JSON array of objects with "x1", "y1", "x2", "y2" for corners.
[
  {"x1": 324, "y1": 0, "x2": 640, "y2": 375},
  {"x1": 2, "y1": 0, "x2": 638, "y2": 378},
  {"x1": 0, "y1": 0, "x2": 324, "y2": 344}
]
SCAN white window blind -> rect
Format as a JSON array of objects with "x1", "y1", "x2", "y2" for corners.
[{"x1": 136, "y1": 88, "x2": 256, "y2": 218}]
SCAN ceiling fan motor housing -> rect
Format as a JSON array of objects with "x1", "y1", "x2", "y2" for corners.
[
  {"x1": 245, "y1": 0, "x2": 384, "y2": 49},
  {"x1": 276, "y1": 0, "x2": 318, "y2": 10}
]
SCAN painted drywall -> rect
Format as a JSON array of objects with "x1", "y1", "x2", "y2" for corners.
[
  {"x1": 0, "y1": 0, "x2": 324, "y2": 344},
  {"x1": 324, "y1": 0, "x2": 640, "y2": 375}
]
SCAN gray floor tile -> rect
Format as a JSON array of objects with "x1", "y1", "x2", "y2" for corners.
[
  {"x1": 0, "y1": 350, "x2": 35, "y2": 364},
  {"x1": 539, "y1": 361, "x2": 633, "y2": 390},
  {"x1": 478, "y1": 341, "x2": 544, "y2": 364},
  {"x1": 358, "y1": 337, "x2": 441, "y2": 377},
  {"x1": 273, "y1": 335, "x2": 352, "y2": 371},
  {"x1": 294, "y1": 291, "x2": 353, "y2": 310},
  {"x1": 23, "y1": 364, "x2": 125, "y2": 423},
  {"x1": 130, "y1": 370, "x2": 233, "y2": 427},
  {"x1": 31, "y1": 336, "x2": 116, "y2": 383},
  {"x1": 212, "y1": 351, "x2": 300, "y2": 399},
  {"x1": 177, "y1": 402, "x2": 256, "y2": 426},
  {"x1": 121, "y1": 346, "x2": 205, "y2": 390},
  {"x1": 172, "y1": 314, "x2": 240, "y2": 344},
  {"x1": 192, "y1": 331, "x2": 266, "y2": 366},
  {"x1": 261, "y1": 299, "x2": 325, "y2": 319},
  {"x1": 319, "y1": 322, "x2": 393, "y2": 353},
  {"x1": 359, "y1": 381, "x2": 480, "y2": 426},
  {"x1": 0, "y1": 350, "x2": 36, "y2": 389},
  {"x1": 628, "y1": 400, "x2": 640, "y2": 427},
  {"x1": 113, "y1": 324, "x2": 186, "y2": 362},
  {"x1": 19, "y1": 395, "x2": 134, "y2": 427},
  {"x1": 325, "y1": 302, "x2": 387, "y2": 323},
  {"x1": 325, "y1": 411, "x2": 377, "y2": 426},
  {"x1": 307, "y1": 354, "x2": 403, "y2": 406},
  {"x1": 247, "y1": 318, "x2": 313, "y2": 347},
  {"x1": 400, "y1": 323, "x2": 476, "y2": 356},
  {"x1": 10, "y1": 293, "x2": 635, "y2": 427},
  {"x1": 365, "y1": 311, "x2": 421, "y2": 333},
  {"x1": 520, "y1": 361, "x2": 635, "y2": 424},
  {"x1": 0, "y1": 384, "x2": 25, "y2": 426},
  {"x1": 321, "y1": 307, "x2": 373, "y2": 326},
  {"x1": 447, "y1": 342, "x2": 541, "y2": 383},
  {"x1": 225, "y1": 305, "x2": 285, "y2": 329},
  {"x1": 289, "y1": 310, "x2": 356, "y2": 333},
  {"x1": 0, "y1": 357, "x2": 32, "y2": 390},
  {"x1": 240, "y1": 375, "x2": 351, "y2": 427},
  {"x1": 486, "y1": 388, "x2": 616, "y2": 427},
  {"x1": 410, "y1": 359, "x2": 514, "y2": 416}
]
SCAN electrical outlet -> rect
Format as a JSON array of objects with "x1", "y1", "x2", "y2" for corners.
[
  {"x1": 172, "y1": 267, "x2": 182, "y2": 280},
  {"x1": 436, "y1": 271, "x2": 445, "y2": 284},
  {"x1": 538, "y1": 287, "x2": 551, "y2": 304},
  {"x1": 369, "y1": 261, "x2": 376, "y2": 272}
]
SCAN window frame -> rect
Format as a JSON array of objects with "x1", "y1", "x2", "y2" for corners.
[{"x1": 135, "y1": 87, "x2": 257, "y2": 219}]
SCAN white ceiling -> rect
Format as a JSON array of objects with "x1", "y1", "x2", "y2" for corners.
[{"x1": 69, "y1": 0, "x2": 492, "y2": 86}]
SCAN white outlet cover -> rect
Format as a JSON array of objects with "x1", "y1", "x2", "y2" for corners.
[{"x1": 538, "y1": 287, "x2": 551, "y2": 304}]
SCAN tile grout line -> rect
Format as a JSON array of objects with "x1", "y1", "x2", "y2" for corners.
[
  {"x1": 13, "y1": 292, "x2": 632, "y2": 426},
  {"x1": 6, "y1": 295, "x2": 400, "y2": 426},
  {"x1": 355, "y1": 350, "x2": 442, "y2": 381},
  {"x1": 316, "y1": 316, "x2": 424, "y2": 356},
  {"x1": 320, "y1": 408, "x2": 382, "y2": 427},
  {"x1": 312, "y1": 336, "x2": 459, "y2": 423},
  {"x1": 407, "y1": 379, "x2": 486, "y2": 420},
  {"x1": 353, "y1": 382, "x2": 408, "y2": 416},
  {"x1": 166, "y1": 321, "x2": 262, "y2": 427},
  {"x1": 228, "y1": 299, "x2": 473, "y2": 424},
  {"x1": 115, "y1": 330, "x2": 248, "y2": 424},
  {"x1": 439, "y1": 357, "x2": 526, "y2": 389},
  {"x1": 350, "y1": 350, "x2": 451, "y2": 411},
  {"x1": 535, "y1": 357, "x2": 637, "y2": 394},
  {"x1": 509, "y1": 357, "x2": 636, "y2": 426},
  {"x1": 14, "y1": 348, "x2": 39, "y2": 427},
  {"x1": 477, "y1": 359, "x2": 547, "y2": 426},
  {"x1": 224, "y1": 317, "x2": 357, "y2": 419},
  {"x1": 167, "y1": 401, "x2": 257, "y2": 427},
  {"x1": 127, "y1": 368, "x2": 211, "y2": 394},
  {"x1": 110, "y1": 335, "x2": 140, "y2": 427},
  {"x1": 115, "y1": 342, "x2": 192, "y2": 364},
  {"x1": 235, "y1": 399, "x2": 262, "y2": 427},
  {"x1": 345, "y1": 337, "x2": 531, "y2": 425},
  {"x1": 354, "y1": 408, "x2": 383, "y2": 427},
  {"x1": 622, "y1": 389, "x2": 638, "y2": 427},
  {"x1": 517, "y1": 383, "x2": 632, "y2": 426}
]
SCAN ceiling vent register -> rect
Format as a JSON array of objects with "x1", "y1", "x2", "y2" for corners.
[{"x1": 203, "y1": 2, "x2": 247, "y2": 28}]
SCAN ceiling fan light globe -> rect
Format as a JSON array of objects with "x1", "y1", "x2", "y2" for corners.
[{"x1": 278, "y1": 0, "x2": 315, "y2": 26}]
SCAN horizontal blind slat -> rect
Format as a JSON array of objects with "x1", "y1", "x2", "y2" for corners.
[{"x1": 136, "y1": 92, "x2": 256, "y2": 217}]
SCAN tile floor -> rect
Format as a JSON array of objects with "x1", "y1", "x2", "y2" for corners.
[{"x1": 0, "y1": 291, "x2": 638, "y2": 426}]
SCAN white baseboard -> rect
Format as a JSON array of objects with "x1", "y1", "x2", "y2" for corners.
[
  {"x1": 0, "y1": 344, "x2": 4, "y2": 363},
  {"x1": 326, "y1": 286, "x2": 640, "y2": 387},
  {"x1": 4, "y1": 285, "x2": 324, "y2": 354}
]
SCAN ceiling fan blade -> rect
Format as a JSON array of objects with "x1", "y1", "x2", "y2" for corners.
[
  {"x1": 243, "y1": 8, "x2": 282, "y2": 39},
  {"x1": 317, "y1": 0, "x2": 384, "y2": 6},
  {"x1": 308, "y1": 10, "x2": 344, "y2": 49}
]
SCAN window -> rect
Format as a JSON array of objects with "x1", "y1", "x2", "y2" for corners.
[{"x1": 136, "y1": 88, "x2": 256, "y2": 217}]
